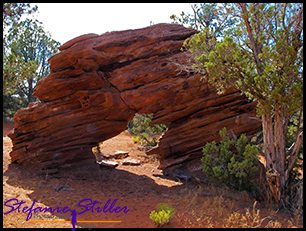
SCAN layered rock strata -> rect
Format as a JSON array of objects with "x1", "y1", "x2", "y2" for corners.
[{"x1": 8, "y1": 23, "x2": 261, "y2": 174}]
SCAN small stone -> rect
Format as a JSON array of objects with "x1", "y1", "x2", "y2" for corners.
[
  {"x1": 122, "y1": 157, "x2": 141, "y2": 166},
  {"x1": 96, "y1": 160, "x2": 118, "y2": 168},
  {"x1": 111, "y1": 150, "x2": 129, "y2": 159}
]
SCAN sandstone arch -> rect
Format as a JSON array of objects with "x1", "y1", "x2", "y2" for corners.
[{"x1": 8, "y1": 23, "x2": 261, "y2": 175}]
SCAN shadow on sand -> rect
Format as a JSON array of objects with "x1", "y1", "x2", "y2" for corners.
[{"x1": 4, "y1": 157, "x2": 190, "y2": 228}]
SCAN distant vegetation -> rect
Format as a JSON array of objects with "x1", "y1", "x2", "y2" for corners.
[
  {"x1": 128, "y1": 113, "x2": 169, "y2": 149},
  {"x1": 3, "y1": 3, "x2": 60, "y2": 118}
]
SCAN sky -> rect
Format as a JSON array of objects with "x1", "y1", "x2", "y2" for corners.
[{"x1": 23, "y1": 3, "x2": 194, "y2": 45}]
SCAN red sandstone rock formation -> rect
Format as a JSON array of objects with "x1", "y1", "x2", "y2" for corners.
[{"x1": 8, "y1": 23, "x2": 261, "y2": 175}]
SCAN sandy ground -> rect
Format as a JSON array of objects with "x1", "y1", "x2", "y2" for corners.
[{"x1": 3, "y1": 121, "x2": 302, "y2": 228}]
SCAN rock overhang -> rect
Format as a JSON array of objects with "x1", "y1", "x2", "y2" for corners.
[{"x1": 8, "y1": 23, "x2": 261, "y2": 175}]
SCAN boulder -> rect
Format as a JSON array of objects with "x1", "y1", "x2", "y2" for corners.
[{"x1": 8, "y1": 23, "x2": 261, "y2": 175}]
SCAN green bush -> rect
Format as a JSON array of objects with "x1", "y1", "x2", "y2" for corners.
[
  {"x1": 131, "y1": 136, "x2": 141, "y2": 143},
  {"x1": 149, "y1": 203, "x2": 175, "y2": 227},
  {"x1": 201, "y1": 127, "x2": 259, "y2": 191},
  {"x1": 128, "y1": 113, "x2": 169, "y2": 147}
]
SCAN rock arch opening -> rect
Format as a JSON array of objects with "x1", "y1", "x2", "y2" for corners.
[
  {"x1": 8, "y1": 24, "x2": 261, "y2": 176},
  {"x1": 90, "y1": 113, "x2": 169, "y2": 168}
]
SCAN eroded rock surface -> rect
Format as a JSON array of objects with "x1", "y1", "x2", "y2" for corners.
[{"x1": 8, "y1": 23, "x2": 261, "y2": 174}]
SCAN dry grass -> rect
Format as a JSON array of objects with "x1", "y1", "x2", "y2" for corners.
[
  {"x1": 176, "y1": 198, "x2": 301, "y2": 228},
  {"x1": 224, "y1": 201, "x2": 274, "y2": 228},
  {"x1": 173, "y1": 182, "x2": 303, "y2": 228}
]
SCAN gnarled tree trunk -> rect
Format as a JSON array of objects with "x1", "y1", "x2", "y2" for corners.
[{"x1": 262, "y1": 104, "x2": 303, "y2": 202}]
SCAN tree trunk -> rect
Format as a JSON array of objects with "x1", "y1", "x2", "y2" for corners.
[
  {"x1": 27, "y1": 77, "x2": 36, "y2": 103},
  {"x1": 274, "y1": 104, "x2": 286, "y2": 200},
  {"x1": 262, "y1": 113, "x2": 275, "y2": 169},
  {"x1": 262, "y1": 107, "x2": 303, "y2": 203},
  {"x1": 262, "y1": 113, "x2": 281, "y2": 202}
]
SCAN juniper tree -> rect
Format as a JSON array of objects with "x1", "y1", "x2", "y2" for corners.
[
  {"x1": 3, "y1": 14, "x2": 60, "y2": 117},
  {"x1": 183, "y1": 3, "x2": 303, "y2": 202}
]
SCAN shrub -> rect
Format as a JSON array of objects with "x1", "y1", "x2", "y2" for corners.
[
  {"x1": 149, "y1": 203, "x2": 175, "y2": 227},
  {"x1": 131, "y1": 136, "x2": 141, "y2": 143},
  {"x1": 129, "y1": 113, "x2": 169, "y2": 148},
  {"x1": 201, "y1": 127, "x2": 259, "y2": 191}
]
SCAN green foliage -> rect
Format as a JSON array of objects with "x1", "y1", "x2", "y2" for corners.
[
  {"x1": 3, "y1": 52, "x2": 38, "y2": 95},
  {"x1": 201, "y1": 128, "x2": 259, "y2": 191},
  {"x1": 149, "y1": 203, "x2": 175, "y2": 227},
  {"x1": 3, "y1": 3, "x2": 38, "y2": 29},
  {"x1": 184, "y1": 4, "x2": 303, "y2": 202},
  {"x1": 7, "y1": 18, "x2": 60, "y2": 82},
  {"x1": 170, "y1": 3, "x2": 236, "y2": 38},
  {"x1": 3, "y1": 94, "x2": 28, "y2": 118},
  {"x1": 3, "y1": 14, "x2": 60, "y2": 117},
  {"x1": 131, "y1": 136, "x2": 141, "y2": 143},
  {"x1": 184, "y1": 3, "x2": 303, "y2": 117},
  {"x1": 128, "y1": 113, "x2": 169, "y2": 147}
]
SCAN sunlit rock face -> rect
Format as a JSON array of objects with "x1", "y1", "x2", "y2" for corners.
[{"x1": 8, "y1": 23, "x2": 260, "y2": 174}]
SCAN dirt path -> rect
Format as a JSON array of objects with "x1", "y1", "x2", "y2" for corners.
[{"x1": 3, "y1": 122, "x2": 302, "y2": 228}]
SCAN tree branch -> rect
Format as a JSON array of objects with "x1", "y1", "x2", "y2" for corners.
[
  {"x1": 285, "y1": 129, "x2": 303, "y2": 182},
  {"x1": 238, "y1": 3, "x2": 263, "y2": 75}
]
